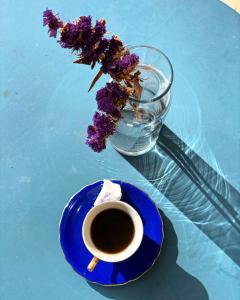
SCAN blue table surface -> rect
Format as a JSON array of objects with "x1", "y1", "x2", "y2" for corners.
[{"x1": 1, "y1": 0, "x2": 240, "y2": 299}]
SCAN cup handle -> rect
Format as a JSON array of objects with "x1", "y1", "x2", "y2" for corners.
[{"x1": 87, "y1": 256, "x2": 99, "y2": 272}]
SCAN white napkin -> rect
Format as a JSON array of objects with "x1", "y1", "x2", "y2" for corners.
[{"x1": 94, "y1": 180, "x2": 122, "y2": 206}]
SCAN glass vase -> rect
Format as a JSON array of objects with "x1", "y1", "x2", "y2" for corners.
[{"x1": 110, "y1": 45, "x2": 174, "y2": 156}]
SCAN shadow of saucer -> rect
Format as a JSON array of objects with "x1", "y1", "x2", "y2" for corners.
[{"x1": 88, "y1": 210, "x2": 209, "y2": 300}]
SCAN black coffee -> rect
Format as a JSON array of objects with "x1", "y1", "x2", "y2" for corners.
[{"x1": 90, "y1": 208, "x2": 134, "y2": 254}]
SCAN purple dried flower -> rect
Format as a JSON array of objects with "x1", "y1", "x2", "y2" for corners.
[
  {"x1": 77, "y1": 16, "x2": 92, "y2": 46},
  {"x1": 118, "y1": 53, "x2": 139, "y2": 70},
  {"x1": 86, "y1": 133, "x2": 106, "y2": 152},
  {"x1": 87, "y1": 125, "x2": 96, "y2": 136},
  {"x1": 76, "y1": 19, "x2": 106, "y2": 67},
  {"x1": 86, "y1": 112, "x2": 116, "y2": 152},
  {"x1": 107, "y1": 82, "x2": 129, "y2": 100},
  {"x1": 95, "y1": 19, "x2": 106, "y2": 35},
  {"x1": 92, "y1": 19, "x2": 106, "y2": 44},
  {"x1": 75, "y1": 48, "x2": 94, "y2": 66},
  {"x1": 93, "y1": 112, "x2": 116, "y2": 136},
  {"x1": 77, "y1": 19, "x2": 107, "y2": 67},
  {"x1": 95, "y1": 38, "x2": 109, "y2": 58},
  {"x1": 78, "y1": 15, "x2": 92, "y2": 31},
  {"x1": 96, "y1": 82, "x2": 128, "y2": 118},
  {"x1": 59, "y1": 16, "x2": 92, "y2": 50},
  {"x1": 110, "y1": 53, "x2": 139, "y2": 80},
  {"x1": 76, "y1": 38, "x2": 109, "y2": 68},
  {"x1": 97, "y1": 99, "x2": 121, "y2": 119},
  {"x1": 101, "y1": 36, "x2": 124, "y2": 73},
  {"x1": 43, "y1": 9, "x2": 63, "y2": 38},
  {"x1": 59, "y1": 22, "x2": 81, "y2": 49}
]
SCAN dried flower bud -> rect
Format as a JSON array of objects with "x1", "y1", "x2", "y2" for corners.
[{"x1": 43, "y1": 9, "x2": 63, "y2": 38}]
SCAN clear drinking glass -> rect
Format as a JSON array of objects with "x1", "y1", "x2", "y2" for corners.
[{"x1": 110, "y1": 45, "x2": 174, "y2": 156}]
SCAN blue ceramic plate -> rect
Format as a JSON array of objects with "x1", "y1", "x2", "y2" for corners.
[{"x1": 59, "y1": 180, "x2": 164, "y2": 286}]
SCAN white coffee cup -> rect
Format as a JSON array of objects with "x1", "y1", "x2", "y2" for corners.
[{"x1": 82, "y1": 201, "x2": 143, "y2": 271}]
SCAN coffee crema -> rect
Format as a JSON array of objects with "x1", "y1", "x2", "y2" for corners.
[{"x1": 90, "y1": 208, "x2": 134, "y2": 254}]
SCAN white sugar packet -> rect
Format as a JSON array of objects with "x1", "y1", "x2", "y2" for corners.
[{"x1": 94, "y1": 180, "x2": 122, "y2": 206}]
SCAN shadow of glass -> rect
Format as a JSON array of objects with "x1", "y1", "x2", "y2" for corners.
[
  {"x1": 88, "y1": 210, "x2": 209, "y2": 300},
  {"x1": 123, "y1": 125, "x2": 240, "y2": 266}
]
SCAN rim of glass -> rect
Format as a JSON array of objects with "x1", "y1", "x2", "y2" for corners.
[{"x1": 128, "y1": 45, "x2": 174, "y2": 103}]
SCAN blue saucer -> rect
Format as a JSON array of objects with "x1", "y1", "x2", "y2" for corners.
[{"x1": 60, "y1": 181, "x2": 164, "y2": 285}]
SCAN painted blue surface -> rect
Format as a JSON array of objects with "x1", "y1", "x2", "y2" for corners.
[
  {"x1": 1, "y1": 0, "x2": 240, "y2": 299},
  {"x1": 60, "y1": 181, "x2": 163, "y2": 285}
]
